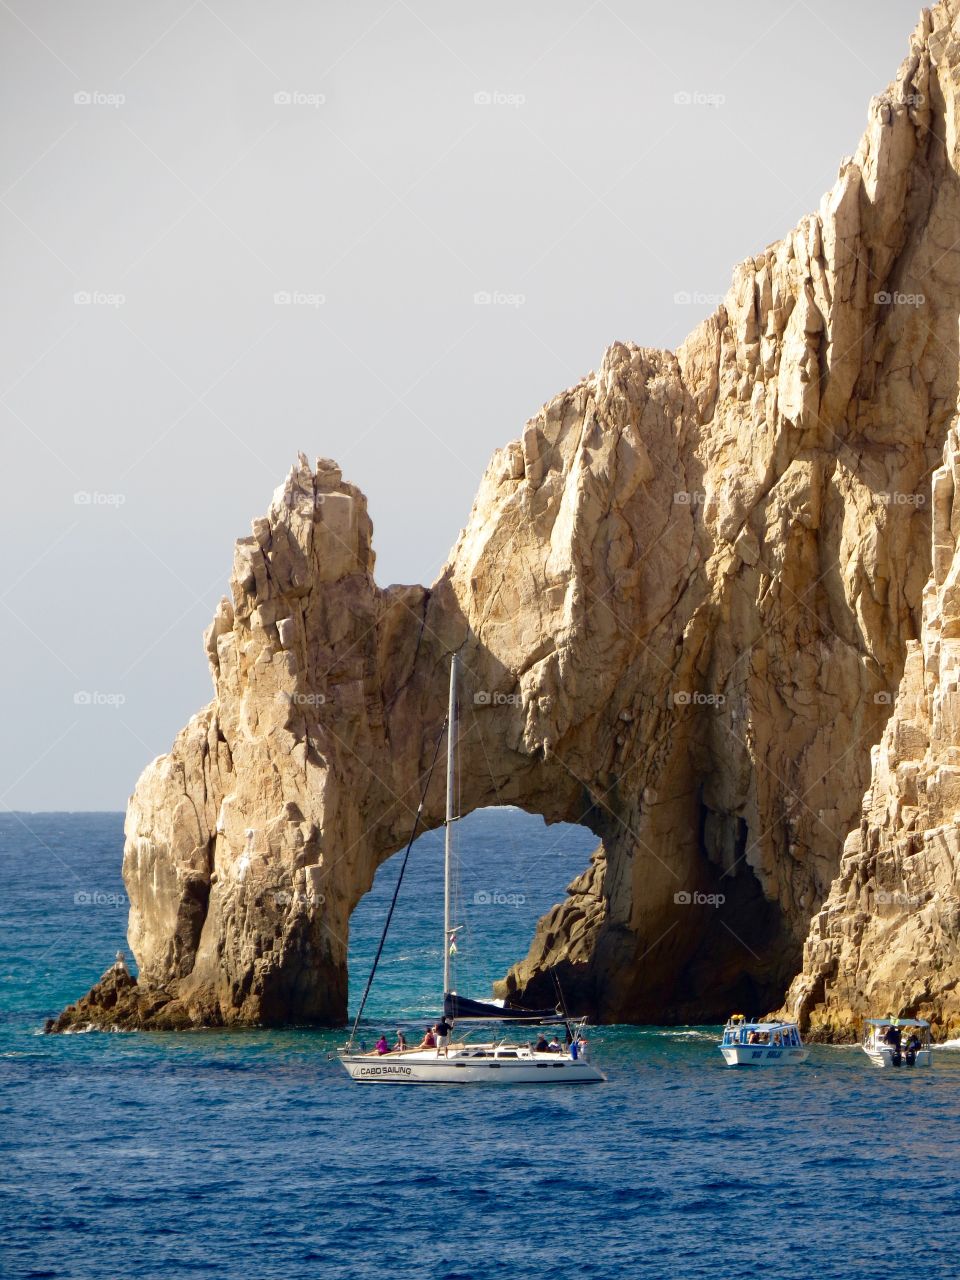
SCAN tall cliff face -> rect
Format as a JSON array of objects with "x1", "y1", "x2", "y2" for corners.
[
  {"x1": 51, "y1": 1, "x2": 960, "y2": 1033},
  {"x1": 786, "y1": 422, "x2": 960, "y2": 1038}
]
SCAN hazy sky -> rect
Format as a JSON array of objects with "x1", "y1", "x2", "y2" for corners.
[{"x1": 2, "y1": 1, "x2": 919, "y2": 809}]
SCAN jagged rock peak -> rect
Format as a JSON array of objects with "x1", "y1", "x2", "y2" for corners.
[{"x1": 51, "y1": 0, "x2": 960, "y2": 1035}]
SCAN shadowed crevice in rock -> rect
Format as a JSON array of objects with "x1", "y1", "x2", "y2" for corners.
[
  {"x1": 50, "y1": 0, "x2": 960, "y2": 1034},
  {"x1": 785, "y1": 421, "x2": 960, "y2": 1040}
]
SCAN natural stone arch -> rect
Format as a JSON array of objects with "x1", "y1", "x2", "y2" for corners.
[{"x1": 50, "y1": 5, "x2": 960, "y2": 1036}]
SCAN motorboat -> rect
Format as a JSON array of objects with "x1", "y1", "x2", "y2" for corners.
[
  {"x1": 718, "y1": 1013, "x2": 809, "y2": 1066},
  {"x1": 861, "y1": 1018, "x2": 932, "y2": 1068}
]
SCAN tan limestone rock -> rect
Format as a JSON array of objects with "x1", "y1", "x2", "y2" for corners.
[{"x1": 51, "y1": 0, "x2": 960, "y2": 1033}]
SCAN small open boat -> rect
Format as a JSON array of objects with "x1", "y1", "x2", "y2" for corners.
[
  {"x1": 338, "y1": 654, "x2": 605, "y2": 1085},
  {"x1": 718, "y1": 1013, "x2": 809, "y2": 1066},
  {"x1": 861, "y1": 1018, "x2": 932, "y2": 1068}
]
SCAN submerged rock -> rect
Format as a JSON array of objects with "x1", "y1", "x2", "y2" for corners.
[{"x1": 51, "y1": 0, "x2": 960, "y2": 1034}]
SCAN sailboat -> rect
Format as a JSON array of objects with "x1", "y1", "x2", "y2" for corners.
[{"x1": 338, "y1": 654, "x2": 605, "y2": 1085}]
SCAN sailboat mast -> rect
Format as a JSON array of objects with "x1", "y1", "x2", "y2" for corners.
[{"x1": 443, "y1": 653, "x2": 458, "y2": 998}]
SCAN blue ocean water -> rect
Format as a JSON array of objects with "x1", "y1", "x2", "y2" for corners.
[{"x1": 3, "y1": 810, "x2": 960, "y2": 1280}]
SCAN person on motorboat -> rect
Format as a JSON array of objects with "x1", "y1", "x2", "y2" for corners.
[
  {"x1": 905, "y1": 1032, "x2": 921, "y2": 1065},
  {"x1": 883, "y1": 1020, "x2": 903, "y2": 1064},
  {"x1": 393, "y1": 1029, "x2": 407, "y2": 1052}
]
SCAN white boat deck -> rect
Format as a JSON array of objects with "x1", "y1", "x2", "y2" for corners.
[
  {"x1": 340, "y1": 1040, "x2": 605, "y2": 1084},
  {"x1": 861, "y1": 1018, "x2": 932, "y2": 1069},
  {"x1": 718, "y1": 1018, "x2": 809, "y2": 1066}
]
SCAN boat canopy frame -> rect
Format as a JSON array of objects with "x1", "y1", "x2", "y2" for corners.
[{"x1": 863, "y1": 1018, "x2": 930, "y2": 1028}]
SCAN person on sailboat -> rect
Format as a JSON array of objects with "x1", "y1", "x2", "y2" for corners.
[
  {"x1": 420, "y1": 1026, "x2": 437, "y2": 1049},
  {"x1": 393, "y1": 1029, "x2": 407, "y2": 1052},
  {"x1": 374, "y1": 1034, "x2": 390, "y2": 1055},
  {"x1": 534, "y1": 1032, "x2": 549, "y2": 1053},
  {"x1": 435, "y1": 1016, "x2": 452, "y2": 1055},
  {"x1": 547, "y1": 1034, "x2": 562, "y2": 1053}
]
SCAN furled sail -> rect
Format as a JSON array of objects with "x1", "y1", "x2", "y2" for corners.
[{"x1": 443, "y1": 992, "x2": 564, "y2": 1023}]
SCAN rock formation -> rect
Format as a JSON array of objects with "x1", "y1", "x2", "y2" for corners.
[
  {"x1": 51, "y1": 1, "x2": 960, "y2": 1034},
  {"x1": 786, "y1": 422, "x2": 960, "y2": 1040}
]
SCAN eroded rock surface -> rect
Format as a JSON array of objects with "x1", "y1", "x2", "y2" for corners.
[
  {"x1": 786, "y1": 423, "x2": 960, "y2": 1040},
  {"x1": 53, "y1": 1, "x2": 960, "y2": 1032}
]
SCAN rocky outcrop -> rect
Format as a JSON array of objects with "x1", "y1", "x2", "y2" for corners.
[
  {"x1": 786, "y1": 423, "x2": 960, "y2": 1040},
  {"x1": 53, "y1": 1, "x2": 960, "y2": 1032},
  {"x1": 45, "y1": 952, "x2": 193, "y2": 1032}
]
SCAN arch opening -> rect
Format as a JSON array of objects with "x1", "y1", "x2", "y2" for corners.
[{"x1": 347, "y1": 807, "x2": 596, "y2": 1027}]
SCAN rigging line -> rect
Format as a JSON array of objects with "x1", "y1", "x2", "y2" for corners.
[
  {"x1": 551, "y1": 967, "x2": 575, "y2": 1043},
  {"x1": 347, "y1": 716, "x2": 448, "y2": 1047}
]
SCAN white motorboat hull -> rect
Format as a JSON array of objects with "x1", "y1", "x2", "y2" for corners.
[
  {"x1": 719, "y1": 1044, "x2": 809, "y2": 1066},
  {"x1": 862, "y1": 1046, "x2": 932, "y2": 1069},
  {"x1": 339, "y1": 1047, "x2": 605, "y2": 1084}
]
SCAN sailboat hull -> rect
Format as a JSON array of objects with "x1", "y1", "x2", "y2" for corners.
[
  {"x1": 338, "y1": 1047, "x2": 605, "y2": 1084},
  {"x1": 342, "y1": 657, "x2": 606, "y2": 1086}
]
